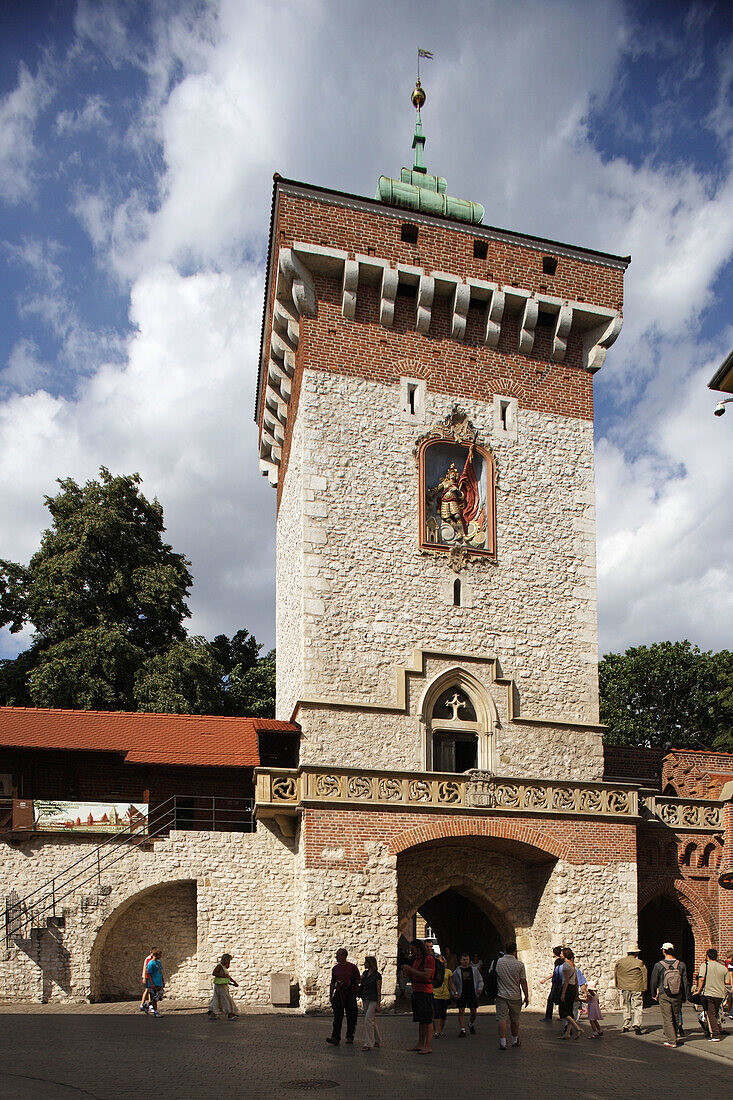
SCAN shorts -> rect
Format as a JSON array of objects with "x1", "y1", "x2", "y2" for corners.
[
  {"x1": 457, "y1": 989, "x2": 478, "y2": 1010},
  {"x1": 411, "y1": 991, "x2": 435, "y2": 1025},
  {"x1": 146, "y1": 983, "x2": 163, "y2": 1005},
  {"x1": 495, "y1": 997, "x2": 522, "y2": 1024},
  {"x1": 433, "y1": 997, "x2": 449, "y2": 1020}
]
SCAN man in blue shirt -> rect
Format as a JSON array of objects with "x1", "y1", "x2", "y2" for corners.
[
  {"x1": 544, "y1": 947, "x2": 564, "y2": 1021},
  {"x1": 145, "y1": 950, "x2": 165, "y2": 1017}
]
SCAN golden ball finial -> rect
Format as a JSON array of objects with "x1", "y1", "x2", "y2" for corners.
[{"x1": 411, "y1": 79, "x2": 426, "y2": 111}]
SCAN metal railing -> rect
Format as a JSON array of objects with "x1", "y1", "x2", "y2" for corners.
[{"x1": 4, "y1": 795, "x2": 254, "y2": 946}]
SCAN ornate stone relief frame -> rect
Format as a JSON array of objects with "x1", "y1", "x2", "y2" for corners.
[{"x1": 415, "y1": 408, "x2": 496, "y2": 570}]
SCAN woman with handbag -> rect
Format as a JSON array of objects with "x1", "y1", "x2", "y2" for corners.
[{"x1": 558, "y1": 948, "x2": 584, "y2": 1039}]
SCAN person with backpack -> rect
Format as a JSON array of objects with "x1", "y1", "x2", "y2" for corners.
[
  {"x1": 432, "y1": 955, "x2": 452, "y2": 1037},
  {"x1": 650, "y1": 942, "x2": 689, "y2": 1048}
]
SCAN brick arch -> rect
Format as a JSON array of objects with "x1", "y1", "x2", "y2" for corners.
[
  {"x1": 387, "y1": 817, "x2": 569, "y2": 861},
  {"x1": 638, "y1": 876, "x2": 715, "y2": 952}
]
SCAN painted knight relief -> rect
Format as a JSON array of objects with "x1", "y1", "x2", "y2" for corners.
[{"x1": 416, "y1": 409, "x2": 496, "y2": 563}]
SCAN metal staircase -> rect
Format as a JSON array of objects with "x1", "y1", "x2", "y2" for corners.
[{"x1": 4, "y1": 796, "x2": 253, "y2": 945}]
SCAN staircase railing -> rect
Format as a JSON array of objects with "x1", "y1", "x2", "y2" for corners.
[{"x1": 4, "y1": 795, "x2": 254, "y2": 945}]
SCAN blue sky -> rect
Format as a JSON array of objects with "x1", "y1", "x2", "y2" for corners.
[{"x1": 1, "y1": 0, "x2": 732, "y2": 661}]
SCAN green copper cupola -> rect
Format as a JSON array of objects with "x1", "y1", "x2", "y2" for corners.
[{"x1": 375, "y1": 79, "x2": 484, "y2": 225}]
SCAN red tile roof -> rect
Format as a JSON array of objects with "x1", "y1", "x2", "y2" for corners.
[{"x1": 0, "y1": 707, "x2": 298, "y2": 768}]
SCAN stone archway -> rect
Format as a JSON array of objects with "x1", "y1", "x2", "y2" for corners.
[
  {"x1": 90, "y1": 880, "x2": 197, "y2": 1002},
  {"x1": 397, "y1": 835, "x2": 556, "y2": 988}
]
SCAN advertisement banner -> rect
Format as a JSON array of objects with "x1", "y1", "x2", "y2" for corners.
[{"x1": 33, "y1": 800, "x2": 148, "y2": 834}]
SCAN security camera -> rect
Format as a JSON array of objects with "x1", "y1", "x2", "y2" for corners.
[{"x1": 714, "y1": 402, "x2": 726, "y2": 416}]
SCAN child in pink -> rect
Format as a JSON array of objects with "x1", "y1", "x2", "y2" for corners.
[{"x1": 586, "y1": 988, "x2": 603, "y2": 1037}]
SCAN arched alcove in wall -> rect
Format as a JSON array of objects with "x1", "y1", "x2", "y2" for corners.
[{"x1": 90, "y1": 880, "x2": 197, "y2": 1002}]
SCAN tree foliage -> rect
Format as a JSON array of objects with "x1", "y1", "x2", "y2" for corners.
[
  {"x1": 0, "y1": 469, "x2": 275, "y2": 717},
  {"x1": 599, "y1": 640, "x2": 733, "y2": 750}
]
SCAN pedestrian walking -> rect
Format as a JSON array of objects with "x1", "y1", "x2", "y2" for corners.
[
  {"x1": 432, "y1": 955, "x2": 452, "y2": 1037},
  {"x1": 574, "y1": 962, "x2": 588, "y2": 1021},
  {"x1": 558, "y1": 948, "x2": 584, "y2": 1038},
  {"x1": 139, "y1": 948, "x2": 154, "y2": 1013},
  {"x1": 693, "y1": 948, "x2": 732, "y2": 1043},
  {"x1": 725, "y1": 952, "x2": 733, "y2": 1019},
  {"x1": 451, "y1": 952, "x2": 483, "y2": 1036},
  {"x1": 207, "y1": 953, "x2": 239, "y2": 1019},
  {"x1": 650, "y1": 942, "x2": 689, "y2": 1048},
  {"x1": 145, "y1": 949, "x2": 165, "y2": 1017},
  {"x1": 542, "y1": 946, "x2": 564, "y2": 1022},
  {"x1": 359, "y1": 956, "x2": 382, "y2": 1051},
  {"x1": 401, "y1": 940, "x2": 436, "y2": 1054},
  {"x1": 586, "y1": 988, "x2": 603, "y2": 1038},
  {"x1": 326, "y1": 948, "x2": 360, "y2": 1046},
  {"x1": 614, "y1": 943, "x2": 647, "y2": 1035},
  {"x1": 495, "y1": 943, "x2": 529, "y2": 1050}
]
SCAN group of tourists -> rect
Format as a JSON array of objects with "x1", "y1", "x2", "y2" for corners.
[
  {"x1": 613, "y1": 941, "x2": 733, "y2": 1048},
  {"x1": 138, "y1": 949, "x2": 239, "y2": 1020},
  {"x1": 325, "y1": 938, "x2": 733, "y2": 1054},
  {"x1": 326, "y1": 940, "x2": 528, "y2": 1054}
]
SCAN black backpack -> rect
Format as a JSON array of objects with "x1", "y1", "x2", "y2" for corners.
[{"x1": 432, "y1": 958, "x2": 445, "y2": 989}]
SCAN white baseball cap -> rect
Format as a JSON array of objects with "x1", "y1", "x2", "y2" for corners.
[{"x1": 661, "y1": 942, "x2": 674, "y2": 952}]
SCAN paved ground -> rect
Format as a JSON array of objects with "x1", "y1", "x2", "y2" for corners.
[{"x1": 0, "y1": 1003, "x2": 731, "y2": 1099}]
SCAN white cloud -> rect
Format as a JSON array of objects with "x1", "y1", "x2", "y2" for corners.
[
  {"x1": 0, "y1": 64, "x2": 51, "y2": 203},
  {"x1": 55, "y1": 94, "x2": 108, "y2": 135},
  {"x1": 0, "y1": 263, "x2": 275, "y2": 649}
]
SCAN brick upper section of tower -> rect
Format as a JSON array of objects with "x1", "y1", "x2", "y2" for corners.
[{"x1": 257, "y1": 177, "x2": 629, "y2": 501}]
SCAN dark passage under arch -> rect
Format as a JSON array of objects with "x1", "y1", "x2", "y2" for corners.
[
  {"x1": 638, "y1": 894, "x2": 695, "y2": 1003},
  {"x1": 417, "y1": 887, "x2": 506, "y2": 968}
]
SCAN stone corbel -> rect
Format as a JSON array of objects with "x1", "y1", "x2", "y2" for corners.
[
  {"x1": 484, "y1": 289, "x2": 505, "y2": 348},
  {"x1": 379, "y1": 267, "x2": 398, "y2": 328},
  {"x1": 451, "y1": 281, "x2": 470, "y2": 340},
  {"x1": 341, "y1": 259, "x2": 358, "y2": 321},
  {"x1": 518, "y1": 295, "x2": 538, "y2": 355},
  {"x1": 582, "y1": 313, "x2": 623, "y2": 372},
  {"x1": 551, "y1": 304, "x2": 573, "y2": 362},
  {"x1": 267, "y1": 359, "x2": 292, "y2": 400},
  {"x1": 279, "y1": 248, "x2": 316, "y2": 318},
  {"x1": 416, "y1": 274, "x2": 434, "y2": 335}
]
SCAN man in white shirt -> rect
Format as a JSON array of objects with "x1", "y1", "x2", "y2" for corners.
[{"x1": 495, "y1": 942, "x2": 529, "y2": 1050}]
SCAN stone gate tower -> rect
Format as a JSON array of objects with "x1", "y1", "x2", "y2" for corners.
[{"x1": 255, "y1": 84, "x2": 638, "y2": 1007}]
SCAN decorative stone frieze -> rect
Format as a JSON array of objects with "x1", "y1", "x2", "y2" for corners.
[
  {"x1": 640, "y1": 794, "x2": 723, "y2": 833},
  {"x1": 256, "y1": 765, "x2": 642, "y2": 821}
]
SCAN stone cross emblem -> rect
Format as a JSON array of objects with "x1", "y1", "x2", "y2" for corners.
[{"x1": 445, "y1": 692, "x2": 467, "y2": 721}]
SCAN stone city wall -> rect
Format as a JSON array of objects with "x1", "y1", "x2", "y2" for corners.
[{"x1": 0, "y1": 825, "x2": 296, "y2": 1004}]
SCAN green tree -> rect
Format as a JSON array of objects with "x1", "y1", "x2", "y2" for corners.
[
  {"x1": 599, "y1": 640, "x2": 733, "y2": 749},
  {"x1": 227, "y1": 648, "x2": 276, "y2": 718},
  {"x1": 0, "y1": 468, "x2": 193, "y2": 709},
  {"x1": 134, "y1": 637, "x2": 224, "y2": 714}
]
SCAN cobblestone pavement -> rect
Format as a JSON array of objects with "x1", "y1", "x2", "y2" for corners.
[{"x1": 0, "y1": 1004, "x2": 731, "y2": 1099}]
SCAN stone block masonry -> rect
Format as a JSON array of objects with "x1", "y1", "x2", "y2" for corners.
[{"x1": 0, "y1": 826, "x2": 297, "y2": 1005}]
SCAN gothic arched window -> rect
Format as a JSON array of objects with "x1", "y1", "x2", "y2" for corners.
[{"x1": 429, "y1": 687, "x2": 479, "y2": 773}]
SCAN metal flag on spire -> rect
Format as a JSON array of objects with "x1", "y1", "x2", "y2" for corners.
[{"x1": 417, "y1": 47, "x2": 433, "y2": 81}]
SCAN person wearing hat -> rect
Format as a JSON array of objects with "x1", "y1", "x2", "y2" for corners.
[
  {"x1": 614, "y1": 944, "x2": 647, "y2": 1034},
  {"x1": 650, "y1": 942, "x2": 689, "y2": 1048}
]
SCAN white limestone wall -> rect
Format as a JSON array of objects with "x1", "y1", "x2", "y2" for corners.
[
  {"x1": 534, "y1": 858, "x2": 638, "y2": 1006},
  {"x1": 279, "y1": 369, "x2": 602, "y2": 779},
  {"x1": 276, "y1": 405, "x2": 306, "y2": 722},
  {"x1": 0, "y1": 826, "x2": 296, "y2": 1004}
]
